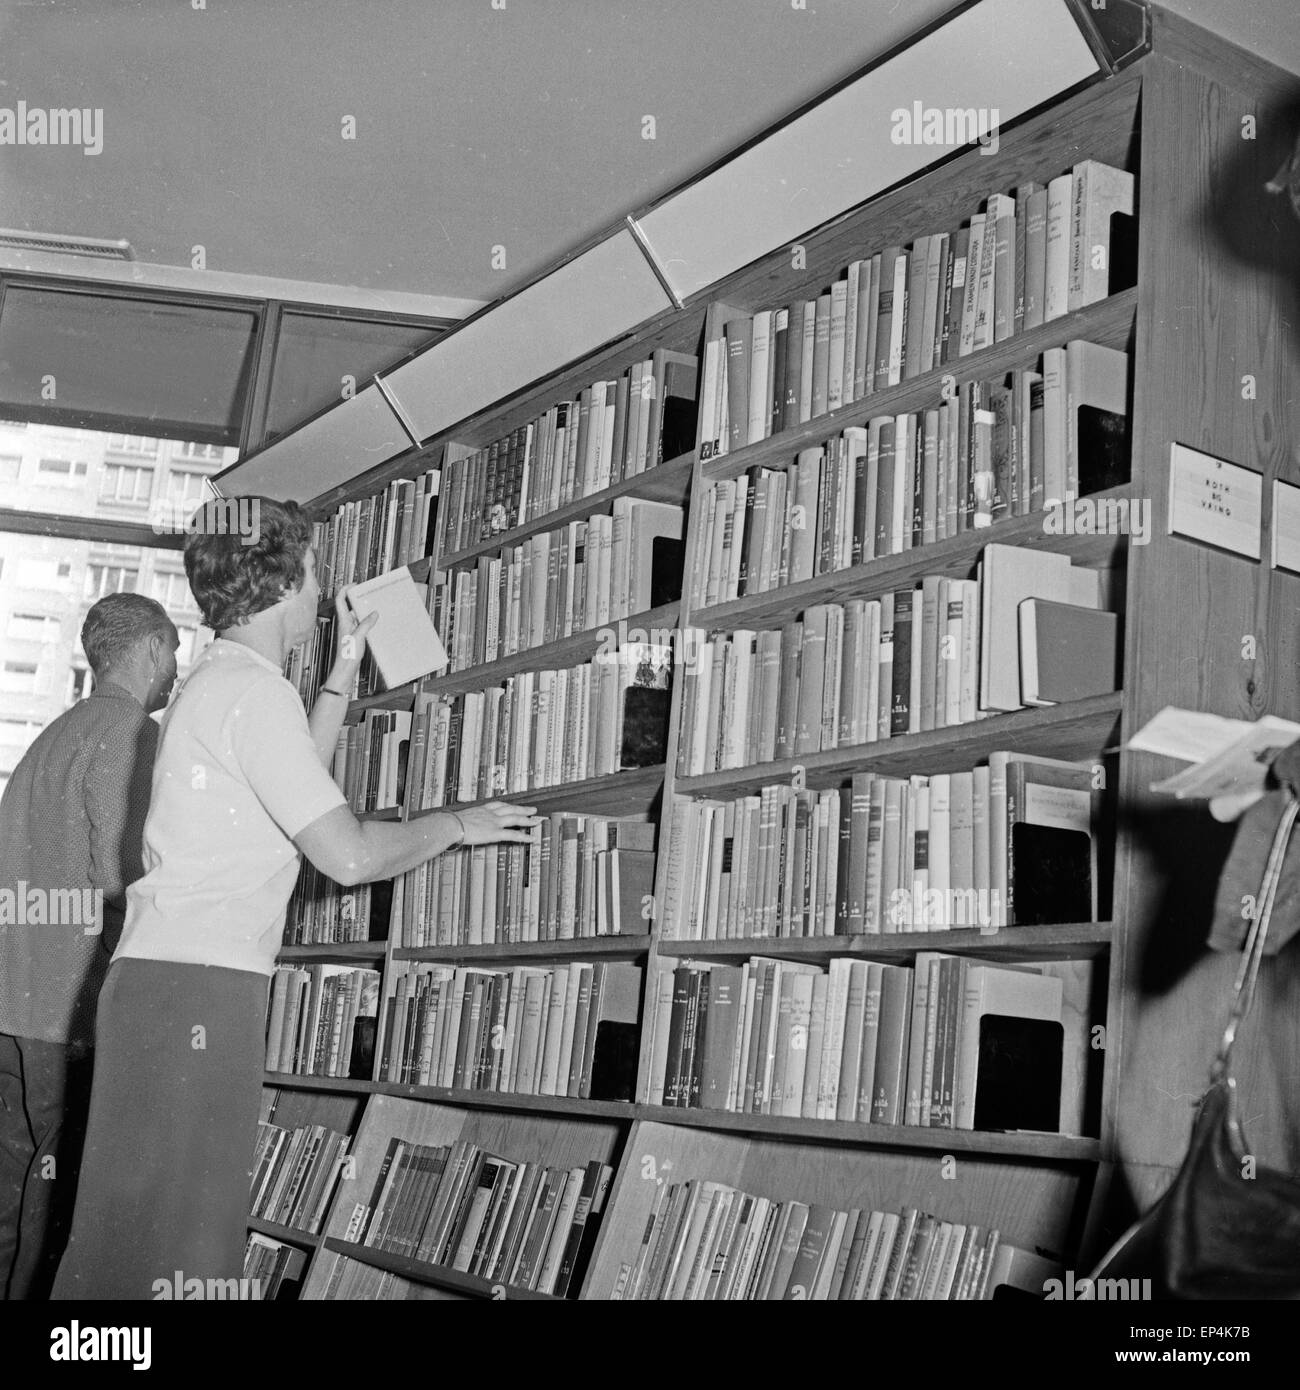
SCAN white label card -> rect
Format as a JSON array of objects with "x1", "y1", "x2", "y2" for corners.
[
  {"x1": 1271, "y1": 478, "x2": 1300, "y2": 573},
  {"x1": 1166, "y1": 443, "x2": 1262, "y2": 560}
]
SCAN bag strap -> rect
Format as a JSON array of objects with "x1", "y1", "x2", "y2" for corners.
[{"x1": 1210, "y1": 794, "x2": 1300, "y2": 1083}]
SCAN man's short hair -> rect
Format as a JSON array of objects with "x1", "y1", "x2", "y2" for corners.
[
  {"x1": 81, "y1": 593, "x2": 176, "y2": 678},
  {"x1": 183, "y1": 496, "x2": 312, "y2": 632}
]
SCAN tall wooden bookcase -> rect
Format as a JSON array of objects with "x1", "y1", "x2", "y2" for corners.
[{"x1": 245, "y1": 5, "x2": 1300, "y2": 1297}]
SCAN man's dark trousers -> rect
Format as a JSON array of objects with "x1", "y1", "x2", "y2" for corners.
[{"x1": 0, "y1": 1032, "x2": 92, "y2": 1299}]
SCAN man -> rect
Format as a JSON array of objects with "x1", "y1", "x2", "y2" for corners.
[{"x1": 0, "y1": 591, "x2": 178, "y2": 1299}]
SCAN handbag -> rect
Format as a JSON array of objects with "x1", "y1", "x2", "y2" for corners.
[{"x1": 1087, "y1": 796, "x2": 1300, "y2": 1299}]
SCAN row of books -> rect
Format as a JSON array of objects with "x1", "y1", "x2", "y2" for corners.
[
  {"x1": 285, "y1": 863, "x2": 385, "y2": 946},
  {"x1": 610, "y1": 1186, "x2": 1052, "y2": 1301},
  {"x1": 433, "y1": 498, "x2": 683, "y2": 671},
  {"x1": 314, "y1": 1257, "x2": 429, "y2": 1300},
  {"x1": 402, "y1": 643, "x2": 672, "y2": 809},
  {"x1": 677, "y1": 548, "x2": 1109, "y2": 779},
  {"x1": 699, "y1": 159, "x2": 1134, "y2": 458},
  {"x1": 645, "y1": 952, "x2": 1071, "y2": 1135},
  {"x1": 285, "y1": 615, "x2": 334, "y2": 708},
  {"x1": 338, "y1": 1139, "x2": 613, "y2": 1298},
  {"x1": 243, "y1": 1234, "x2": 306, "y2": 1301},
  {"x1": 665, "y1": 752, "x2": 1098, "y2": 942},
  {"x1": 312, "y1": 468, "x2": 441, "y2": 600},
  {"x1": 378, "y1": 960, "x2": 642, "y2": 1101},
  {"x1": 391, "y1": 813, "x2": 655, "y2": 948},
  {"x1": 691, "y1": 340, "x2": 1128, "y2": 607},
  {"x1": 250, "y1": 1119, "x2": 351, "y2": 1236},
  {"x1": 285, "y1": 612, "x2": 390, "y2": 704},
  {"x1": 330, "y1": 709, "x2": 410, "y2": 812},
  {"x1": 436, "y1": 347, "x2": 698, "y2": 557},
  {"x1": 265, "y1": 965, "x2": 380, "y2": 1079}
]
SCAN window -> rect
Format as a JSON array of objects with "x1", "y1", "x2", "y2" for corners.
[
  {"x1": 174, "y1": 441, "x2": 226, "y2": 463},
  {"x1": 152, "y1": 570, "x2": 196, "y2": 612},
  {"x1": 263, "y1": 310, "x2": 443, "y2": 446},
  {"x1": 1, "y1": 661, "x2": 38, "y2": 692},
  {"x1": 7, "y1": 612, "x2": 59, "y2": 641},
  {"x1": 67, "y1": 665, "x2": 92, "y2": 705},
  {"x1": 99, "y1": 462, "x2": 155, "y2": 504},
  {"x1": 0, "y1": 717, "x2": 42, "y2": 744},
  {"x1": 106, "y1": 434, "x2": 159, "y2": 457},
  {"x1": 164, "y1": 468, "x2": 213, "y2": 508},
  {"x1": 0, "y1": 454, "x2": 20, "y2": 483},
  {"x1": 37, "y1": 457, "x2": 78, "y2": 482},
  {"x1": 18, "y1": 558, "x2": 72, "y2": 588},
  {"x1": 0, "y1": 286, "x2": 259, "y2": 445},
  {"x1": 84, "y1": 563, "x2": 138, "y2": 599},
  {"x1": 174, "y1": 625, "x2": 200, "y2": 667}
]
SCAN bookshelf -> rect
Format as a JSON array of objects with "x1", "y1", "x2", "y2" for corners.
[{"x1": 241, "y1": 4, "x2": 1300, "y2": 1297}]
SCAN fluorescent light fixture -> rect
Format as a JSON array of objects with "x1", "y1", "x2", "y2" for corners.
[
  {"x1": 382, "y1": 227, "x2": 673, "y2": 442},
  {"x1": 636, "y1": 0, "x2": 1102, "y2": 300},
  {"x1": 219, "y1": 383, "x2": 411, "y2": 503}
]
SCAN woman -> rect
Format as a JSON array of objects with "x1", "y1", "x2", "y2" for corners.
[{"x1": 51, "y1": 497, "x2": 537, "y2": 1299}]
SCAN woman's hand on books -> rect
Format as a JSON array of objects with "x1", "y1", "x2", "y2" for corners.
[
  {"x1": 332, "y1": 588, "x2": 379, "y2": 678},
  {"x1": 457, "y1": 800, "x2": 542, "y2": 845}
]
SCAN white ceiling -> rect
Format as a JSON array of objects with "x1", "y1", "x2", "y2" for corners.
[{"x1": 1, "y1": 0, "x2": 1298, "y2": 312}]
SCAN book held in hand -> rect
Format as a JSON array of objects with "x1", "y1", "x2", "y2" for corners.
[
  {"x1": 1128, "y1": 706, "x2": 1300, "y2": 804},
  {"x1": 344, "y1": 568, "x2": 448, "y2": 689}
]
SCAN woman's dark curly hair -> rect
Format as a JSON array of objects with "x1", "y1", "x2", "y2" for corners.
[{"x1": 183, "y1": 496, "x2": 312, "y2": 632}]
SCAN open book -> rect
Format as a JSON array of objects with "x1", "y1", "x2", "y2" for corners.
[
  {"x1": 1127, "y1": 706, "x2": 1300, "y2": 807},
  {"x1": 344, "y1": 568, "x2": 448, "y2": 689}
]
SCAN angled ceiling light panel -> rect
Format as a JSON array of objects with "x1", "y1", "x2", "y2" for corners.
[
  {"x1": 636, "y1": 0, "x2": 1103, "y2": 301},
  {"x1": 216, "y1": 382, "x2": 412, "y2": 503},
  {"x1": 382, "y1": 226, "x2": 673, "y2": 443}
]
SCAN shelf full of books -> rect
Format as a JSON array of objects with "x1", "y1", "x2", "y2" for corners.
[{"x1": 253, "y1": 34, "x2": 1292, "y2": 1296}]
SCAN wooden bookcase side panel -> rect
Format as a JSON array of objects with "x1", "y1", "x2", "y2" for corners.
[
  {"x1": 1104, "y1": 33, "x2": 1300, "y2": 1225},
  {"x1": 300, "y1": 1092, "x2": 624, "y2": 1299},
  {"x1": 580, "y1": 1120, "x2": 1089, "y2": 1299}
]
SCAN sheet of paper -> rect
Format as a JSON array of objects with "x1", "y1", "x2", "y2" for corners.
[
  {"x1": 1148, "y1": 716, "x2": 1300, "y2": 799},
  {"x1": 1126, "y1": 705, "x2": 1256, "y2": 763}
]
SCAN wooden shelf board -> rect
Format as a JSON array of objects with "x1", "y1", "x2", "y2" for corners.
[
  {"x1": 655, "y1": 922, "x2": 1113, "y2": 962},
  {"x1": 367, "y1": 1079, "x2": 637, "y2": 1121},
  {"x1": 321, "y1": 1237, "x2": 559, "y2": 1300},
  {"x1": 247, "y1": 1215, "x2": 321, "y2": 1249},
  {"x1": 277, "y1": 942, "x2": 388, "y2": 963},
  {"x1": 345, "y1": 689, "x2": 418, "y2": 719},
  {"x1": 407, "y1": 763, "x2": 665, "y2": 818},
  {"x1": 439, "y1": 452, "x2": 694, "y2": 570},
  {"x1": 633, "y1": 1107, "x2": 1101, "y2": 1160},
  {"x1": 699, "y1": 290, "x2": 1137, "y2": 485},
  {"x1": 426, "y1": 600, "x2": 681, "y2": 698},
  {"x1": 392, "y1": 935, "x2": 651, "y2": 963},
  {"x1": 674, "y1": 692, "x2": 1123, "y2": 794},
  {"x1": 689, "y1": 485, "x2": 1131, "y2": 631},
  {"x1": 264, "y1": 1072, "x2": 375, "y2": 1094}
]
